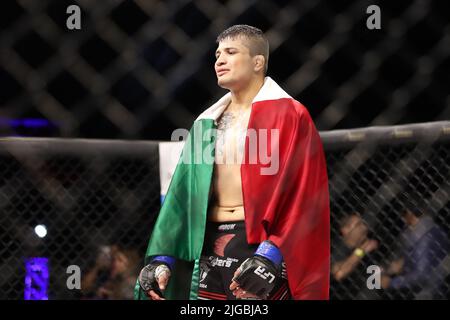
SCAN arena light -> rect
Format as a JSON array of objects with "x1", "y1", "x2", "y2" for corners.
[{"x1": 34, "y1": 225, "x2": 47, "y2": 238}]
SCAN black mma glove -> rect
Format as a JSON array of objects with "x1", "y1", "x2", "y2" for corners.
[
  {"x1": 138, "y1": 256, "x2": 175, "y2": 298},
  {"x1": 232, "y1": 240, "x2": 283, "y2": 299}
]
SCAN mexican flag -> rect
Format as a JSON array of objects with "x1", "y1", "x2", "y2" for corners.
[{"x1": 135, "y1": 77, "x2": 330, "y2": 300}]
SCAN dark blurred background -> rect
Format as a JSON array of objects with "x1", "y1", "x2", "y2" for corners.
[
  {"x1": 1, "y1": 0, "x2": 449, "y2": 139},
  {"x1": 0, "y1": 0, "x2": 449, "y2": 300}
]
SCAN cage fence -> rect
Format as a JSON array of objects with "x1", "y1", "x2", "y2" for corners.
[
  {"x1": 0, "y1": 121, "x2": 449, "y2": 299},
  {"x1": 1, "y1": 0, "x2": 449, "y2": 139}
]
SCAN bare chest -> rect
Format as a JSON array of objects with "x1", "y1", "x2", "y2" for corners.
[{"x1": 214, "y1": 107, "x2": 251, "y2": 164}]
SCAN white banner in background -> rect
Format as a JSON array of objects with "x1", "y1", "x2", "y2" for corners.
[{"x1": 158, "y1": 141, "x2": 185, "y2": 203}]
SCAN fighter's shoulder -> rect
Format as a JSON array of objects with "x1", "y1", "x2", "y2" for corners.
[{"x1": 275, "y1": 97, "x2": 313, "y2": 123}]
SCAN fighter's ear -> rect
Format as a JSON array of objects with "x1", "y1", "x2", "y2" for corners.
[{"x1": 253, "y1": 55, "x2": 265, "y2": 73}]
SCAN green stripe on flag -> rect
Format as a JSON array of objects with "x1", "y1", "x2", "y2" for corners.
[{"x1": 135, "y1": 119, "x2": 216, "y2": 300}]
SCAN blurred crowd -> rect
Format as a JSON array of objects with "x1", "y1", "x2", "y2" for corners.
[
  {"x1": 79, "y1": 202, "x2": 449, "y2": 300},
  {"x1": 80, "y1": 244, "x2": 140, "y2": 300},
  {"x1": 331, "y1": 199, "x2": 449, "y2": 300}
]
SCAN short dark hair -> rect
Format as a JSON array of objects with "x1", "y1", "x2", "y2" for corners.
[{"x1": 216, "y1": 24, "x2": 269, "y2": 74}]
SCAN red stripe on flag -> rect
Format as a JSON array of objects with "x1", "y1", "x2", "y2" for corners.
[{"x1": 198, "y1": 290, "x2": 227, "y2": 300}]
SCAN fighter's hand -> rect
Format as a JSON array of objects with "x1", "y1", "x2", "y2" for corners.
[
  {"x1": 148, "y1": 268, "x2": 169, "y2": 300},
  {"x1": 229, "y1": 256, "x2": 280, "y2": 299},
  {"x1": 230, "y1": 268, "x2": 260, "y2": 299},
  {"x1": 138, "y1": 262, "x2": 171, "y2": 300}
]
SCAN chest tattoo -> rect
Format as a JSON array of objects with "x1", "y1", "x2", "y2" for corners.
[{"x1": 215, "y1": 110, "x2": 250, "y2": 163}]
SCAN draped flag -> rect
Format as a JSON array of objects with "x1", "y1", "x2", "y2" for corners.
[{"x1": 135, "y1": 77, "x2": 330, "y2": 300}]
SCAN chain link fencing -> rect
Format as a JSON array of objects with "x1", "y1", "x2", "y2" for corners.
[
  {"x1": 0, "y1": 121, "x2": 449, "y2": 300},
  {"x1": 324, "y1": 121, "x2": 450, "y2": 300},
  {"x1": 1, "y1": 0, "x2": 449, "y2": 139},
  {"x1": 0, "y1": 139, "x2": 161, "y2": 299},
  {"x1": 1, "y1": 0, "x2": 449, "y2": 301}
]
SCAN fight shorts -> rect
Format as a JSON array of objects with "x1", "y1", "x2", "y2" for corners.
[{"x1": 197, "y1": 220, "x2": 291, "y2": 300}]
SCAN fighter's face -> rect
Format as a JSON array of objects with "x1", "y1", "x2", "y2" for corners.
[{"x1": 215, "y1": 37, "x2": 255, "y2": 90}]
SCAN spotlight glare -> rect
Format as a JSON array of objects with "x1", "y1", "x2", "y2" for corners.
[{"x1": 34, "y1": 225, "x2": 47, "y2": 238}]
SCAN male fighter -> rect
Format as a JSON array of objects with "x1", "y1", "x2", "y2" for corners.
[{"x1": 136, "y1": 25, "x2": 330, "y2": 300}]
